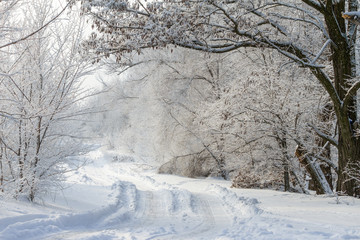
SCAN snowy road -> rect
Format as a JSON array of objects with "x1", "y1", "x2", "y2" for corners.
[{"x1": 0, "y1": 149, "x2": 360, "y2": 240}]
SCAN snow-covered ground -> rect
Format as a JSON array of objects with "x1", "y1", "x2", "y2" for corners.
[{"x1": 1, "y1": 149, "x2": 360, "y2": 240}]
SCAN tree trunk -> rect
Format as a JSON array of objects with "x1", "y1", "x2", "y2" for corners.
[
  {"x1": 291, "y1": 170, "x2": 308, "y2": 194},
  {"x1": 284, "y1": 164, "x2": 290, "y2": 192},
  {"x1": 323, "y1": 1, "x2": 360, "y2": 196},
  {"x1": 18, "y1": 121, "x2": 25, "y2": 193},
  {"x1": 304, "y1": 155, "x2": 333, "y2": 195},
  {"x1": 0, "y1": 145, "x2": 3, "y2": 192},
  {"x1": 275, "y1": 130, "x2": 291, "y2": 192},
  {"x1": 28, "y1": 116, "x2": 42, "y2": 201},
  {"x1": 337, "y1": 136, "x2": 360, "y2": 196},
  {"x1": 295, "y1": 145, "x2": 333, "y2": 194}
]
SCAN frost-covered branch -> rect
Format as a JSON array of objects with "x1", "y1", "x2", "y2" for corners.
[
  {"x1": 310, "y1": 39, "x2": 333, "y2": 64},
  {"x1": 308, "y1": 123, "x2": 338, "y2": 147},
  {"x1": 342, "y1": 80, "x2": 360, "y2": 111},
  {"x1": 301, "y1": 0, "x2": 324, "y2": 13},
  {"x1": 0, "y1": 0, "x2": 73, "y2": 49},
  {"x1": 175, "y1": 40, "x2": 258, "y2": 53},
  {"x1": 312, "y1": 154, "x2": 338, "y2": 172}
]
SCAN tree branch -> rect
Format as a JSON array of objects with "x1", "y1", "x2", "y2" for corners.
[
  {"x1": 310, "y1": 39, "x2": 333, "y2": 64},
  {"x1": 0, "y1": 0, "x2": 73, "y2": 49},
  {"x1": 311, "y1": 154, "x2": 338, "y2": 173},
  {"x1": 342, "y1": 80, "x2": 360, "y2": 111},
  {"x1": 308, "y1": 123, "x2": 338, "y2": 147},
  {"x1": 301, "y1": 0, "x2": 325, "y2": 13},
  {"x1": 174, "y1": 40, "x2": 259, "y2": 53}
]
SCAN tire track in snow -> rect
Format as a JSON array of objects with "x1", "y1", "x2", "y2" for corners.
[
  {"x1": 101, "y1": 171, "x2": 225, "y2": 240},
  {"x1": 0, "y1": 181, "x2": 145, "y2": 240},
  {"x1": 0, "y1": 160, "x2": 261, "y2": 240},
  {"x1": 139, "y1": 192, "x2": 218, "y2": 240},
  {"x1": 137, "y1": 178, "x2": 263, "y2": 240},
  {"x1": 131, "y1": 174, "x2": 232, "y2": 240},
  {"x1": 179, "y1": 195, "x2": 217, "y2": 238}
]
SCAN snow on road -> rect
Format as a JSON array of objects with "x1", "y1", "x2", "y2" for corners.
[{"x1": 0, "y1": 149, "x2": 360, "y2": 240}]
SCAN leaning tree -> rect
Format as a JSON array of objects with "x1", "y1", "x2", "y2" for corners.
[{"x1": 77, "y1": 0, "x2": 360, "y2": 196}]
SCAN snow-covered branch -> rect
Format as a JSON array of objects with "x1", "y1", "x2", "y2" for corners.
[
  {"x1": 342, "y1": 80, "x2": 360, "y2": 111},
  {"x1": 0, "y1": 0, "x2": 73, "y2": 49},
  {"x1": 310, "y1": 39, "x2": 333, "y2": 64},
  {"x1": 301, "y1": 0, "x2": 324, "y2": 13},
  {"x1": 308, "y1": 123, "x2": 338, "y2": 147}
]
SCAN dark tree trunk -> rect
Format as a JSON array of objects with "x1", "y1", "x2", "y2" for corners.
[
  {"x1": 0, "y1": 145, "x2": 3, "y2": 192},
  {"x1": 275, "y1": 130, "x2": 291, "y2": 192},
  {"x1": 284, "y1": 164, "x2": 290, "y2": 192},
  {"x1": 337, "y1": 137, "x2": 360, "y2": 196},
  {"x1": 323, "y1": 1, "x2": 360, "y2": 196}
]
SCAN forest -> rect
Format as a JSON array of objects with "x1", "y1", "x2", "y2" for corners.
[{"x1": 1, "y1": 0, "x2": 360, "y2": 203}]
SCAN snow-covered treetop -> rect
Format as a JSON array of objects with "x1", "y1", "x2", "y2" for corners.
[{"x1": 76, "y1": 0, "x2": 327, "y2": 66}]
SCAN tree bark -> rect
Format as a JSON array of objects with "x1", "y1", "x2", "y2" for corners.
[
  {"x1": 323, "y1": 1, "x2": 360, "y2": 196},
  {"x1": 284, "y1": 164, "x2": 290, "y2": 192},
  {"x1": 275, "y1": 129, "x2": 291, "y2": 192},
  {"x1": 0, "y1": 145, "x2": 3, "y2": 192}
]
